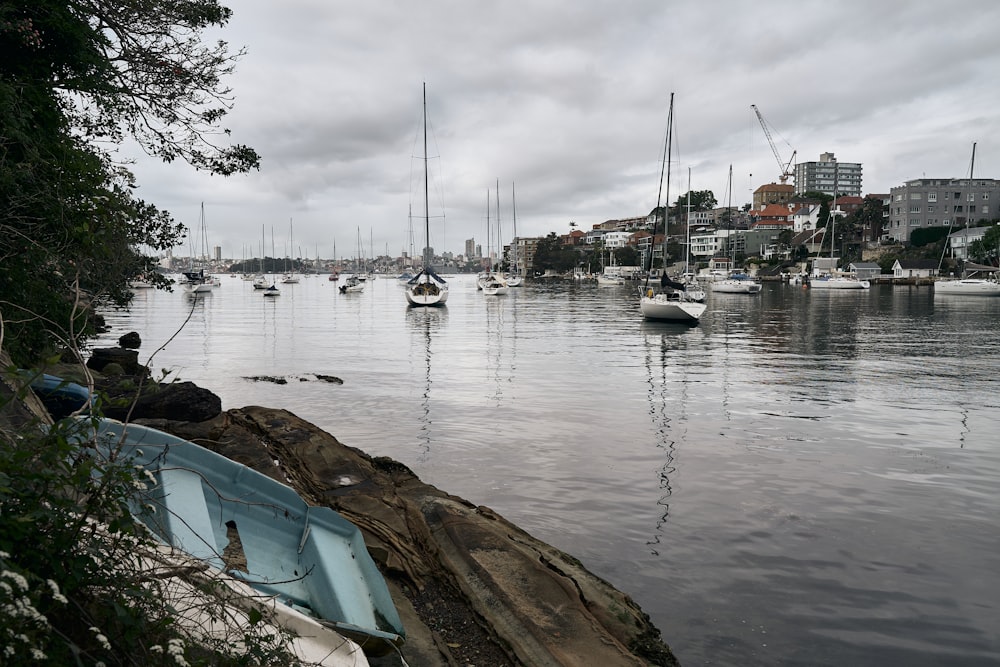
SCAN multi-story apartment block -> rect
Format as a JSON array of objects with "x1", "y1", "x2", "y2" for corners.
[
  {"x1": 690, "y1": 229, "x2": 724, "y2": 262},
  {"x1": 886, "y1": 177, "x2": 999, "y2": 243},
  {"x1": 794, "y1": 152, "x2": 862, "y2": 198},
  {"x1": 510, "y1": 237, "x2": 540, "y2": 273},
  {"x1": 465, "y1": 238, "x2": 477, "y2": 258}
]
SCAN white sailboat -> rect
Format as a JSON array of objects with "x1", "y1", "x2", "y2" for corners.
[
  {"x1": 281, "y1": 218, "x2": 300, "y2": 284},
  {"x1": 482, "y1": 184, "x2": 509, "y2": 296},
  {"x1": 181, "y1": 203, "x2": 217, "y2": 293},
  {"x1": 251, "y1": 224, "x2": 269, "y2": 289},
  {"x1": 640, "y1": 94, "x2": 707, "y2": 323},
  {"x1": 262, "y1": 225, "x2": 280, "y2": 296},
  {"x1": 405, "y1": 83, "x2": 449, "y2": 307},
  {"x1": 339, "y1": 233, "x2": 366, "y2": 293},
  {"x1": 933, "y1": 269, "x2": 1000, "y2": 295},
  {"x1": 712, "y1": 166, "x2": 762, "y2": 295},
  {"x1": 506, "y1": 182, "x2": 523, "y2": 287},
  {"x1": 934, "y1": 143, "x2": 1000, "y2": 297}
]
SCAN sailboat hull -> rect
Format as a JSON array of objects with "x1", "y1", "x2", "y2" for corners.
[
  {"x1": 405, "y1": 287, "x2": 449, "y2": 306},
  {"x1": 933, "y1": 279, "x2": 1000, "y2": 296},
  {"x1": 711, "y1": 279, "x2": 762, "y2": 294},
  {"x1": 809, "y1": 277, "x2": 870, "y2": 289},
  {"x1": 640, "y1": 294, "x2": 707, "y2": 322}
]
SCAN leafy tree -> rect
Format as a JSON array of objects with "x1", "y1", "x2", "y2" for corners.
[
  {"x1": 844, "y1": 196, "x2": 887, "y2": 242},
  {"x1": 672, "y1": 190, "x2": 717, "y2": 213},
  {"x1": 968, "y1": 224, "x2": 1000, "y2": 263},
  {"x1": 532, "y1": 232, "x2": 578, "y2": 274},
  {"x1": 615, "y1": 245, "x2": 639, "y2": 267},
  {"x1": 0, "y1": 0, "x2": 259, "y2": 366}
]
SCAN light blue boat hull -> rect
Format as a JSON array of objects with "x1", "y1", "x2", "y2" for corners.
[{"x1": 89, "y1": 419, "x2": 405, "y2": 648}]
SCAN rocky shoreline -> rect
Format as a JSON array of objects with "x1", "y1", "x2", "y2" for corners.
[{"x1": 44, "y1": 342, "x2": 680, "y2": 666}]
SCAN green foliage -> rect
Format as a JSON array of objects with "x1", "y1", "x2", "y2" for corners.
[
  {"x1": 0, "y1": 2, "x2": 295, "y2": 658},
  {"x1": 0, "y1": 0, "x2": 259, "y2": 367},
  {"x1": 672, "y1": 190, "x2": 717, "y2": 213},
  {"x1": 615, "y1": 245, "x2": 639, "y2": 266},
  {"x1": 968, "y1": 224, "x2": 1000, "y2": 263},
  {"x1": 532, "y1": 232, "x2": 579, "y2": 273},
  {"x1": 801, "y1": 191, "x2": 833, "y2": 205},
  {"x1": 910, "y1": 226, "x2": 950, "y2": 248}
]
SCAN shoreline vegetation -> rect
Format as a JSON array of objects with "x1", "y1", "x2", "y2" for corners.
[{"x1": 2, "y1": 341, "x2": 678, "y2": 666}]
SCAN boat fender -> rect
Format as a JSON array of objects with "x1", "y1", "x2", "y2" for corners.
[{"x1": 646, "y1": 288, "x2": 654, "y2": 298}]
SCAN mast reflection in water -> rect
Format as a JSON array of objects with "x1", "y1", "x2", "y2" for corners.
[{"x1": 406, "y1": 307, "x2": 446, "y2": 462}]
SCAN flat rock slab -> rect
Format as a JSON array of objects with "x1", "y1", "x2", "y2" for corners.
[{"x1": 137, "y1": 406, "x2": 678, "y2": 667}]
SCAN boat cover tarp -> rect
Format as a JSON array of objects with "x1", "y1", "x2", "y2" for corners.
[
  {"x1": 964, "y1": 262, "x2": 999, "y2": 272},
  {"x1": 408, "y1": 268, "x2": 447, "y2": 285},
  {"x1": 660, "y1": 274, "x2": 687, "y2": 291}
]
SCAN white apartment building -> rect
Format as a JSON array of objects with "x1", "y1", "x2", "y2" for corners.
[
  {"x1": 794, "y1": 152, "x2": 862, "y2": 198},
  {"x1": 603, "y1": 231, "x2": 632, "y2": 249}
]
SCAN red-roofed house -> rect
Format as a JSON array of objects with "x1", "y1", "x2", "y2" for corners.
[{"x1": 750, "y1": 204, "x2": 794, "y2": 230}]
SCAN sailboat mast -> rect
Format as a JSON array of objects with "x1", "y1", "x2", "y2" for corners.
[
  {"x1": 495, "y1": 178, "x2": 502, "y2": 274},
  {"x1": 830, "y1": 162, "x2": 839, "y2": 260},
  {"x1": 727, "y1": 165, "x2": 734, "y2": 265},
  {"x1": 485, "y1": 189, "x2": 491, "y2": 274},
  {"x1": 968, "y1": 142, "x2": 977, "y2": 230},
  {"x1": 511, "y1": 182, "x2": 518, "y2": 275},
  {"x1": 200, "y1": 202, "x2": 207, "y2": 262},
  {"x1": 686, "y1": 168, "x2": 692, "y2": 275},
  {"x1": 422, "y1": 82, "x2": 430, "y2": 269},
  {"x1": 661, "y1": 93, "x2": 674, "y2": 273}
]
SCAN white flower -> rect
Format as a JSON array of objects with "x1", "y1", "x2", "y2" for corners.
[
  {"x1": 45, "y1": 579, "x2": 67, "y2": 604},
  {"x1": 1, "y1": 570, "x2": 28, "y2": 591},
  {"x1": 167, "y1": 638, "x2": 190, "y2": 667}
]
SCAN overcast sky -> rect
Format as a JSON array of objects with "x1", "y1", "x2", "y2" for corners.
[{"x1": 126, "y1": 0, "x2": 1000, "y2": 262}]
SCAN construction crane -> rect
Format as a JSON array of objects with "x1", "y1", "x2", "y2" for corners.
[{"x1": 751, "y1": 104, "x2": 796, "y2": 184}]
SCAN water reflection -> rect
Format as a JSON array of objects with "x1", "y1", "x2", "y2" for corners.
[
  {"x1": 641, "y1": 322, "x2": 697, "y2": 555},
  {"x1": 406, "y1": 307, "x2": 448, "y2": 461},
  {"x1": 485, "y1": 296, "x2": 506, "y2": 407}
]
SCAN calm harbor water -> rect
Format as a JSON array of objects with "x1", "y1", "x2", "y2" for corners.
[{"x1": 97, "y1": 274, "x2": 1000, "y2": 666}]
